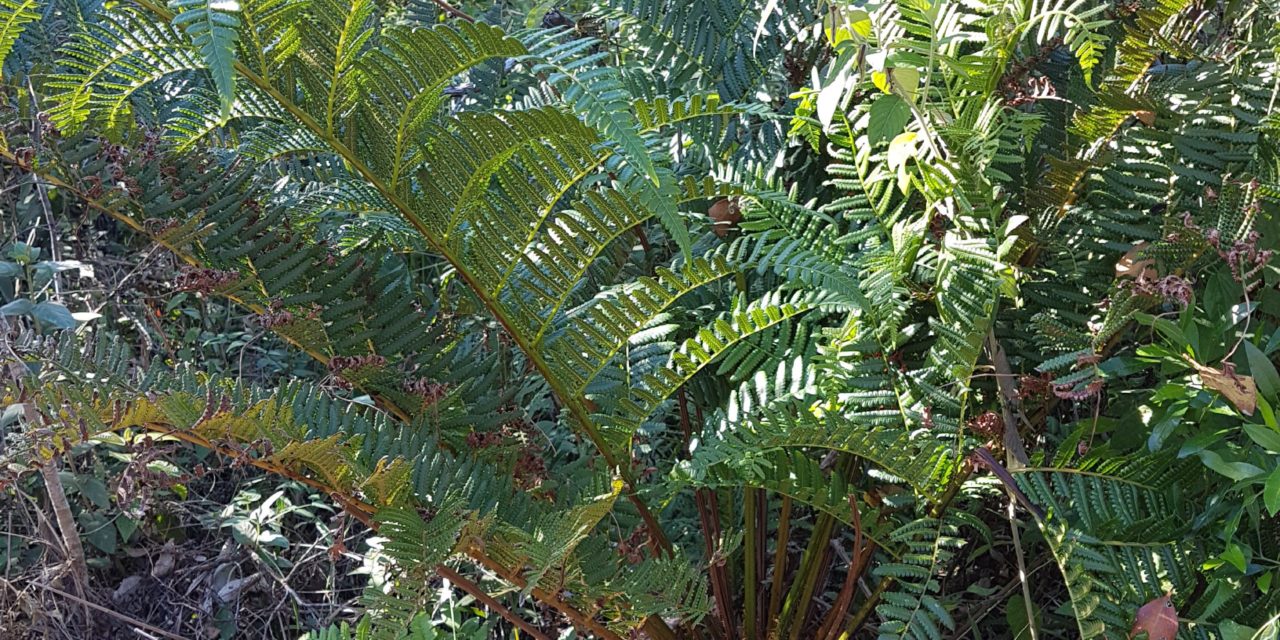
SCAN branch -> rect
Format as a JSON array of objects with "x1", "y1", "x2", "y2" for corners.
[
  {"x1": 427, "y1": 0, "x2": 475, "y2": 22},
  {"x1": 984, "y1": 329, "x2": 1030, "y2": 468},
  {"x1": 436, "y1": 564, "x2": 550, "y2": 640}
]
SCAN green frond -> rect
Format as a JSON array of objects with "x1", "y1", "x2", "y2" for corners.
[
  {"x1": 47, "y1": 9, "x2": 204, "y2": 134},
  {"x1": 520, "y1": 29, "x2": 658, "y2": 185},
  {"x1": 545, "y1": 255, "x2": 741, "y2": 396},
  {"x1": 168, "y1": 0, "x2": 241, "y2": 113},
  {"x1": 683, "y1": 403, "x2": 959, "y2": 503},
  {"x1": 0, "y1": 0, "x2": 39, "y2": 76},
  {"x1": 1015, "y1": 454, "x2": 1206, "y2": 639},
  {"x1": 873, "y1": 513, "x2": 967, "y2": 639},
  {"x1": 602, "y1": 289, "x2": 827, "y2": 446}
]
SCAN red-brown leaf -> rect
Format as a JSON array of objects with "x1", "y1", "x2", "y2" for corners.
[
  {"x1": 1130, "y1": 593, "x2": 1177, "y2": 640},
  {"x1": 708, "y1": 199, "x2": 741, "y2": 238}
]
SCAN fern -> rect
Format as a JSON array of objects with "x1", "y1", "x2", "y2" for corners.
[
  {"x1": 873, "y1": 514, "x2": 966, "y2": 639},
  {"x1": 168, "y1": 0, "x2": 241, "y2": 113},
  {"x1": 0, "y1": 0, "x2": 38, "y2": 75}
]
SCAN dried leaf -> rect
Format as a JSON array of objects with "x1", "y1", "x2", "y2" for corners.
[
  {"x1": 1134, "y1": 110, "x2": 1157, "y2": 126},
  {"x1": 1188, "y1": 358, "x2": 1257, "y2": 415},
  {"x1": 1130, "y1": 593, "x2": 1177, "y2": 640},
  {"x1": 708, "y1": 199, "x2": 741, "y2": 238},
  {"x1": 1116, "y1": 242, "x2": 1157, "y2": 280}
]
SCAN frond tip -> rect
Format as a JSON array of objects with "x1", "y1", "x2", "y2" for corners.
[{"x1": 168, "y1": 0, "x2": 241, "y2": 114}]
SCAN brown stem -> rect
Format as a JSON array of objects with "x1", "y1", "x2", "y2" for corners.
[
  {"x1": 970, "y1": 447, "x2": 1045, "y2": 523},
  {"x1": 743, "y1": 488, "x2": 766, "y2": 640},
  {"x1": 765, "y1": 495, "x2": 792, "y2": 636},
  {"x1": 681, "y1": 391, "x2": 737, "y2": 639},
  {"x1": 815, "y1": 495, "x2": 873, "y2": 640},
  {"x1": 427, "y1": 0, "x2": 475, "y2": 22},
  {"x1": 435, "y1": 564, "x2": 549, "y2": 640},
  {"x1": 697, "y1": 488, "x2": 737, "y2": 640},
  {"x1": 777, "y1": 509, "x2": 836, "y2": 640},
  {"x1": 985, "y1": 330, "x2": 1030, "y2": 467},
  {"x1": 38, "y1": 457, "x2": 88, "y2": 594},
  {"x1": 468, "y1": 548, "x2": 626, "y2": 640},
  {"x1": 844, "y1": 578, "x2": 890, "y2": 634}
]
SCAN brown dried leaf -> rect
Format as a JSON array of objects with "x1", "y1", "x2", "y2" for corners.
[
  {"x1": 1115, "y1": 242, "x2": 1157, "y2": 280},
  {"x1": 1188, "y1": 359, "x2": 1257, "y2": 416},
  {"x1": 708, "y1": 199, "x2": 741, "y2": 238},
  {"x1": 1130, "y1": 593, "x2": 1177, "y2": 640},
  {"x1": 1134, "y1": 110, "x2": 1157, "y2": 126}
]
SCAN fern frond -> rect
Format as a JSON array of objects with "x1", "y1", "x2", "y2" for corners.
[
  {"x1": 0, "y1": 0, "x2": 38, "y2": 76},
  {"x1": 168, "y1": 0, "x2": 240, "y2": 113}
]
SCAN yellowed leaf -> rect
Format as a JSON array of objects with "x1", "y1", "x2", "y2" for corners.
[{"x1": 872, "y1": 70, "x2": 890, "y2": 94}]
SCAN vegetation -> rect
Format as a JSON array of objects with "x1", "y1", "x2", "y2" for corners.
[{"x1": 1, "y1": 0, "x2": 1278, "y2": 637}]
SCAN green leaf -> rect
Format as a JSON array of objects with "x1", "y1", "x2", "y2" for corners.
[
  {"x1": 890, "y1": 67, "x2": 920, "y2": 102},
  {"x1": 816, "y1": 74, "x2": 846, "y2": 128},
  {"x1": 1005, "y1": 592, "x2": 1040, "y2": 640},
  {"x1": 79, "y1": 511, "x2": 118, "y2": 554},
  {"x1": 1265, "y1": 467, "x2": 1280, "y2": 516},
  {"x1": 116, "y1": 515, "x2": 138, "y2": 543},
  {"x1": 1219, "y1": 620, "x2": 1258, "y2": 640},
  {"x1": 1197, "y1": 449, "x2": 1265, "y2": 481},
  {"x1": 888, "y1": 131, "x2": 918, "y2": 169},
  {"x1": 869, "y1": 95, "x2": 911, "y2": 145},
  {"x1": 1220, "y1": 543, "x2": 1248, "y2": 573},
  {"x1": 1245, "y1": 424, "x2": 1280, "y2": 452},
  {"x1": 31, "y1": 301, "x2": 77, "y2": 329},
  {"x1": 0, "y1": 261, "x2": 21, "y2": 278},
  {"x1": 0, "y1": 298, "x2": 32, "y2": 316},
  {"x1": 79, "y1": 476, "x2": 111, "y2": 509},
  {"x1": 1245, "y1": 341, "x2": 1279, "y2": 401},
  {"x1": 169, "y1": 0, "x2": 241, "y2": 115}
]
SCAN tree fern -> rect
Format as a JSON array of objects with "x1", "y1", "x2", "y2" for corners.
[
  {"x1": 0, "y1": 0, "x2": 38, "y2": 75},
  {"x1": 168, "y1": 0, "x2": 241, "y2": 113}
]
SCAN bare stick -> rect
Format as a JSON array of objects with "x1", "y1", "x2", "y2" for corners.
[{"x1": 38, "y1": 582, "x2": 191, "y2": 640}]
